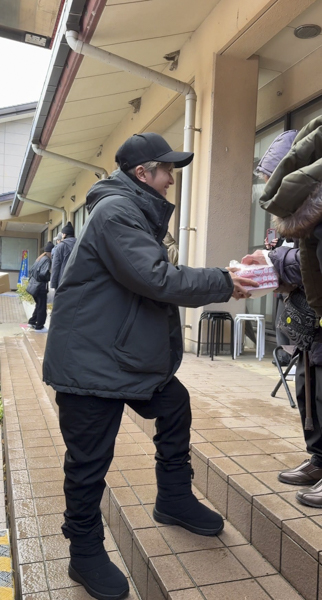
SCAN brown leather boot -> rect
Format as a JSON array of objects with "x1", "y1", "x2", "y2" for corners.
[
  {"x1": 296, "y1": 479, "x2": 322, "y2": 507},
  {"x1": 278, "y1": 459, "x2": 322, "y2": 485}
]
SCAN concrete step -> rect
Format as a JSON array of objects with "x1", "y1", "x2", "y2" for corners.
[
  {"x1": 16, "y1": 330, "x2": 313, "y2": 599},
  {"x1": 2, "y1": 333, "x2": 306, "y2": 600}
]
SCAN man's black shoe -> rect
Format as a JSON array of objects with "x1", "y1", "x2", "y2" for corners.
[{"x1": 69, "y1": 552, "x2": 129, "y2": 600}]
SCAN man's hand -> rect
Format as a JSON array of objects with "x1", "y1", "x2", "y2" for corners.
[
  {"x1": 241, "y1": 249, "x2": 266, "y2": 266},
  {"x1": 228, "y1": 269, "x2": 259, "y2": 299}
]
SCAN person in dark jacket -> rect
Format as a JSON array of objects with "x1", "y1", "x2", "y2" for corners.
[
  {"x1": 27, "y1": 241, "x2": 54, "y2": 332},
  {"x1": 50, "y1": 221, "x2": 76, "y2": 289},
  {"x1": 254, "y1": 129, "x2": 298, "y2": 366},
  {"x1": 43, "y1": 132, "x2": 257, "y2": 600},
  {"x1": 258, "y1": 116, "x2": 322, "y2": 508}
]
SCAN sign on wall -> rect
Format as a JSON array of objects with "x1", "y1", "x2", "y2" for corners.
[{"x1": 17, "y1": 250, "x2": 29, "y2": 284}]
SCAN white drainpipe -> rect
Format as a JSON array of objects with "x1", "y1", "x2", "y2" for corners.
[
  {"x1": 32, "y1": 144, "x2": 108, "y2": 179},
  {"x1": 17, "y1": 194, "x2": 67, "y2": 227},
  {"x1": 65, "y1": 30, "x2": 197, "y2": 334}
]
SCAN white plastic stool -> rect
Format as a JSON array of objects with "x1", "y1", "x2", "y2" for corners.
[{"x1": 234, "y1": 314, "x2": 265, "y2": 360}]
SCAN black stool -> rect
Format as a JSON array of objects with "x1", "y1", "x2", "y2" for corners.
[
  {"x1": 197, "y1": 311, "x2": 215, "y2": 356},
  {"x1": 197, "y1": 311, "x2": 234, "y2": 359},
  {"x1": 209, "y1": 312, "x2": 234, "y2": 360}
]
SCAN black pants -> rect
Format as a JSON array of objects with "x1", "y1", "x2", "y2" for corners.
[
  {"x1": 56, "y1": 376, "x2": 191, "y2": 540},
  {"x1": 29, "y1": 291, "x2": 47, "y2": 329},
  {"x1": 296, "y1": 352, "x2": 322, "y2": 464}
]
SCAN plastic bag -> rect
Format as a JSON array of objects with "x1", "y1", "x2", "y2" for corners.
[{"x1": 229, "y1": 260, "x2": 279, "y2": 298}]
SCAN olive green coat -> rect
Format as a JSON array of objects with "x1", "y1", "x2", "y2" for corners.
[{"x1": 260, "y1": 116, "x2": 322, "y2": 316}]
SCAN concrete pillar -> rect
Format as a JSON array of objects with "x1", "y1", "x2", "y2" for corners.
[
  {"x1": 186, "y1": 53, "x2": 258, "y2": 353},
  {"x1": 206, "y1": 53, "x2": 259, "y2": 312}
]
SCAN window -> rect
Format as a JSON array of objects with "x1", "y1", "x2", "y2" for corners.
[
  {"x1": 74, "y1": 205, "x2": 87, "y2": 238},
  {"x1": 1, "y1": 237, "x2": 38, "y2": 270},
  {"x1": 40, "y1": 228, "x2": 48, "y2": 252},
  {"x1": 290, "y1": 97, "x2": 322, "y2": 131}
]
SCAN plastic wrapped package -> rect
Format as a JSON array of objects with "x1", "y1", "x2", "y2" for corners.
[{"x1": 229, "y1": 261, "x2": 279, "y2": 298}]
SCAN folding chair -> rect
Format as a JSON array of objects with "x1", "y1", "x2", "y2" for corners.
[{"x1": 271, "y1": 345, "x2": 298, "y2": 408}]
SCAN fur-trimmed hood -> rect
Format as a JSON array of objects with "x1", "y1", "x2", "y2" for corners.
[
  {"x1": 260, "y1": 116, "x2": 322, "y2": 238},
  {"x1": 272, "y1": 180, "x2": 322, "y2": 239}
]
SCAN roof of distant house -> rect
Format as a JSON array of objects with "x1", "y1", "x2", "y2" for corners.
[{"x1": 0, "y1": 102, "x2": 37, "y2": 120}]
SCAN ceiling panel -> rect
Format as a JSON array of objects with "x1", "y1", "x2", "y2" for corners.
[
  {"x1": 59, "y1": 88, "x2": 147, "y2": 121},
  {"x1": 54, "y1": 109, "x2": 128, "y2": 133},
  {"x1": 49, "y1": 124, "x2": 116, "y2": 147},
  {"x1": 106, "y1": 0, "x2": 151, "y2": 4},
  {"x1": 48, "y1": 138, "x2": 105, "y2": 154},
  {"x1": 258, "y1": 25, "x2": 322, "y2": 72},
  {"x1": 92, "y1": 0, "x2": 221, "y2": 46},
  {"x1": 5, "y1": 221, "x2": 47, "y2": 232},
  {"x1": 66, "y1": 67, "x2": 164, "y2": 103},
  {"x1": 289, "y1": 0, "x2": 322, "y2": 28},
  {"x1": 258, "y1": 68, "x2": 281, "y2": 89},
  {"x1": 76, "y1": 33, "x2": 190, "y2": 78}
]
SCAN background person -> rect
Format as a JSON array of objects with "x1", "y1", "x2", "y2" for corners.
[
  {"x1": 163, "y1": 230, "x2": 179, "y2": 265},
  {"x1": 27, "y1": 241, "x2": 54, "y2": 332},
  {"x1": 259, "y1": 115, "x2": 322, "y2": 508},
  {"x1": 50, "y1": 221, "x2": 76, "y2": 289},
  {"x1": 254, "y1": 130, "x2": 298, "y2": 366},
  {"x1": 43, "y1": 132, "x2": 257, "y2": 600},
  {"x1": 51, "y1": 231, "x2": 63, "y2": 258}
]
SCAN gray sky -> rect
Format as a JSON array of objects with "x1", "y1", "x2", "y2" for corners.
[{"x1": 0, "y1": 37, "x2": 51, "y2": 109}]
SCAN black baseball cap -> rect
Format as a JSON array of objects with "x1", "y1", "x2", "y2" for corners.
[{"x1": 115, "y1": 132, "x2": 194, "y2": 171}]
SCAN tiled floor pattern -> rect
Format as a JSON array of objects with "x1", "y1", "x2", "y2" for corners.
[
  {"x1": 1, "y1": 337, "x2": 140, "y2": 599},
  {"x1": 2, "y1": 331, "x2": 309, "y2": 600},
  {"x1": 0, "y1": 295, "x2": 26, "y2": 323}
]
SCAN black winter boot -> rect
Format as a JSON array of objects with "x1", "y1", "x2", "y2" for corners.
[
  {"x1": 67, "y1": 526, "x2": 129, "y2": 600},
  {"x1": 69, "y1": 552, "x2": 129, "y2": 600},
  {"x1": 153, "y1": 464, "x2": 224, "y2": 536}
]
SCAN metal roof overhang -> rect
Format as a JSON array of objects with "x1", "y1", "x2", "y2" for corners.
[
  {"x1": 12, "y1": 0, "x2": 223, "y2": 218},
  {"x1": 0, "y1": 0, "x2": 65, "y2": 48}
]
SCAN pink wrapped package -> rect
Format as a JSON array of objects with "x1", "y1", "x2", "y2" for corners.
[{"x1": 233, "y1": 264, "x2": 279, "y2": 298}]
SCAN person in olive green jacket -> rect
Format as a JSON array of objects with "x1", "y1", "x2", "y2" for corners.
[{"x1": 260, "y1": 116, "x2": 322, "y2": 508}]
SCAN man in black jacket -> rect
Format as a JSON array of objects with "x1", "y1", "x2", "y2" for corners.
[
  {"x1": 50, "y1": 221, "x2": 76, "y2": 289},
  {"x1": 43, "y1": 133, "x2": 257, "y2": 600}
]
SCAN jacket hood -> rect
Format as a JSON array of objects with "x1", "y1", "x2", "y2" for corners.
[
  {"x1": 255, "y1": 130, "x2": 297, "y2": 177},
  {"x1": 61, "y1": 236, "x2": 76, "y2": 248},
  {"x1": 86, "y1": 168, "x2": 175, "y2": 243},
  {"x1": 260, "y1": 116, "x2": 322, "y2": 238}
]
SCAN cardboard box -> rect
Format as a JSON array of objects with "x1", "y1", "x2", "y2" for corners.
[{"x1": 0, "y1": 272, "x2": 11, "y2": 294}]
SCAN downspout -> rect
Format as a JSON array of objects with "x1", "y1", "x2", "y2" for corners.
[
  {"x1": 31, "y1": 144, "x2": 108, "y2": 179},
  {"x1": 65, "y1": 30, "x2": 197, "y2": 334},
  {"x1": 17, "y1": 194, "x2": 67, "y2": 227}
]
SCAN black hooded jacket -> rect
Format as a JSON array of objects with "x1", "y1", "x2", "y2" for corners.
[{"x1": 43, "y1": 170, "x2": 233, "y2": 400}]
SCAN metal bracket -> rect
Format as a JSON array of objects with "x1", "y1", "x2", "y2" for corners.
[
  {"x1": 179, "y1": 226, "x2": 197, "y2": 231},
  {"x1": 163, "y1": 50, "x2": 180, "y2": 71},
  {"x1": 184, "y1": 125, "x2": 202, "y2": 133},
  {"x1": 128, "y1": 97, "x2": 142, "y2": 113}
]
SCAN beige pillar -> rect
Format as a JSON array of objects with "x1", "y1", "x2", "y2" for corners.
[
  {"x1": 206, "y1": 53, "x2": 258, "y2": 308},
  {"x1": 187, "y1": 53, "x2": 259, "y2": 353}
]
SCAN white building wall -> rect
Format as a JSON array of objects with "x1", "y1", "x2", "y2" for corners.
[{"x1": 0, "y1": 116, "x2": 33, "y2": 194}]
